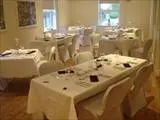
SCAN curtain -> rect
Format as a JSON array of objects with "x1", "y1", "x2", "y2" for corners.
[
  {"x1": 152, "y1": 0, "x2": 160, "y2": 77},
  {"x1": 152, "y1": 0, "x2": 160, "y2": 107}
]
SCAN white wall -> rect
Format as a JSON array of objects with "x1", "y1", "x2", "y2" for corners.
[
  {"x1": 0, "y1": 0, "x2": 71, "y2": 51},
  {"x1": 120, "y1": 0, "x2": 151, "y2": 39},
  {"x1": 56, "y1": 0, "x2": 70, "y2": 28},
  {"x1": 70, "y1": 0, "x2": 98, "y2": 26},
  {"x1": 69, "y1": 0, "x2": 151, "y2": 39},
  {"x1": 0, "y1": 0, "x2": 43, "y2": 51},
  {"x1": 0, "y1": 0, "x2": 152, "y2": 51}
]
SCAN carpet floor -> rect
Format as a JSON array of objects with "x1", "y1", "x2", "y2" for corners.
[{"x1": 0, "y1": 80, "x2": 160, "y2": 120}]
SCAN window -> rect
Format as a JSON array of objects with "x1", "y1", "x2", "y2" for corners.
[
  {"x1": 99, "y1": 3, "x2": 120, "y2": 26},
  {"x1": 43, "y1": 9, "x2": 56, "y2": 32}
]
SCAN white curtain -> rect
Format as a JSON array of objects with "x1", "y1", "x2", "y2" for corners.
[
  {"x1": 152, "y1": 0, "x2": 160, "y2": 107},
  {"x1": 152, "y1": 0, "x2": 160, "y2": 77}
]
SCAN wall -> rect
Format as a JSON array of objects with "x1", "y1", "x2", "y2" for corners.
[
  {"x1": 56, "y1": 0, "x2": 70, "y2": 28},
  {"x1": 69, "y1": 0, "x2": 151, "y2": 39},
  {"x1": 120, "y1": 0, "x2": 151, "y2": 39},
  {"x1": 43, "y1": 0, "x2": 55, "y2": 9},
  {"x1": 0, "y1": 0, "x2": 71, "y2": 51},
  {"x1": 70, "y1": 0, "x2": 98, "y2": 26},
  {"x1": 0, "y1": 0, "x2": 43, "y2": 51},
  {"x1": 0, "y1": 0, "x2": 152, "y2": 51}
]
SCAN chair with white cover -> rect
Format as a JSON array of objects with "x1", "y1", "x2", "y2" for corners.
[
  {"x1": 38, "y1": 60, "x2": 65, "y2": 76},
  {"x1": 130, "y1": 39, "x2": 152, "y2": 60},
  {"x1": 99, "y1": 40, "x2": 120, "y2": 56},
  {"x1": 48, "y1": 46, "x2": 57, "y2": 62},
  {"x1": 29, "y1": 40, "x2": 56, "y2": 60},
  {"x1": 68, "y1": 34, "x2": 78, "y2": 58},
  {"x1": 75, "y1": 52, "x2": 93, "y2": 65},
  {"x1": 90, "y1": 33, "x2": 101, "y2": 58},
  {"x1": 82, "y1": 28, "x2": 93, "y2": 46},
  {"x1": 122, "y1": 63, "x2": 153, "y2": 117},
  {"x1": 134, "y1": 29, "x2": 144, "y2": 44},
  {"x1": 57, "y1": 36, "x2": 73, "y2": 62},
  {"x1": 76, "y1": 77, "x2": 132, "y2": 120}
]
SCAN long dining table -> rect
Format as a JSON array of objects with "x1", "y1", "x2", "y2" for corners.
[{"x1": 27, "y1": 54, "x2": 147, "y2": 120}]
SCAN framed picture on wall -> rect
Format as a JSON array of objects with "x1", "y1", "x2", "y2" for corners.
[
  {"x1": 0, "y1": 0, "x2": 6, "y2": 30},
  {"x1": 17, "y1": 0, "x2": 37, "y2": 28}
]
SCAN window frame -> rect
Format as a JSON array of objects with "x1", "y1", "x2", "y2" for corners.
[
  {"x1": 43, "y1": 9, "x2": 57, "y2": 32},
  {"x1": 98, "y1": 1, "x2": 120, "y2": 27}
]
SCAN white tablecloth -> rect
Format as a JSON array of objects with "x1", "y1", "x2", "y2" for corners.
[
  {"x1": 68, "y1": 26, "x2": 84, "y2": 35},
  {"x1": 27, "y1": 54, "x2": 147, "y2": 120},
  {"x1": 0, "y1": 49, "x2": 43, "y2": 78},
  {"x1": 30, "y1": 34, "x2": 78, "y2": 60},
  {"x1": 30, "y1": 34, "x2": 76, "y2": 48},
  {"x1": 68, "y1": 26, "x2": 94, "y2": 46},
  {"x1": 101, "y1": 36, "x2": 138, "y2": 56}
]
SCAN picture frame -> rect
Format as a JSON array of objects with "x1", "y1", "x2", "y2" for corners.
[{"x1": 17, "y1": 0, "x2": 37, "y2": 28}]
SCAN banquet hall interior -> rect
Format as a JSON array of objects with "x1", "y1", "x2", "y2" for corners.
[{"x1": 0, "y1": 0, "x2": 160, "y2": 120}]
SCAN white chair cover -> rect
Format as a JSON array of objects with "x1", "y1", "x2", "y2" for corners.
[
  {"x1": 57, "y1": 36, "x2": 73, "y2": 62},
  {"x1": 82, "y1": 28, "x2": 93, "y2": 46},
  {"x1": 99, "y1": 40, "x2": 119, "y2": 56},
  {"x1": 130, "y1": 39, "x2": 152, "y2": 59},
  {"x1": 90, "y1": 33, "x2": 101, "y2": 47},
  {"x1": 117, "y1": 37, "x2": 138, "y2": 56},
  {"x1": 68, "y1": 34, "x2": 78, "y2": 58},
  {"x1": 90, "y1": 33, "x2": 101, "y2": 58},
  {"x1": 122, "y1": 63, "x2": 153, "y2": 117},
  {"x1": 135, "y1": 29, "x2": 144, "y2": 42},
  {"x1": 29, "y1": 40, "x2": 56, "y2": 59},
  {"x1": 75, "y1": 52, "x2": 93, "y2": 65},
  {"x1": 76, "y1": 77, "x2": 132, "y2": 120},
  {"x1": 38, "y1": 60, "x2": 65, "y2": 76},
  {"x1": 48, "y1": 46, "x2": 57, "y2": 62}
]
